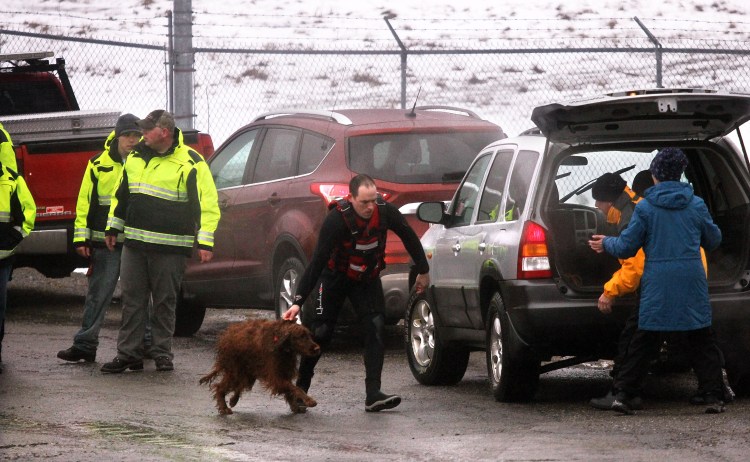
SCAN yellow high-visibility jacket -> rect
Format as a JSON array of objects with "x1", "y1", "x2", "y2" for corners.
[
  {"x1": 0, "y1": 163, "x2": 35, "y2": 260},
  {"x1": 0, "y1": 123, "x2": 18, "y2": 173},
  {"x1": 73, "y1": 130, "x2": 126, "y2": 247},
  {"x1": 106, "y1": 127, "x2": 219, "y2": 256}
]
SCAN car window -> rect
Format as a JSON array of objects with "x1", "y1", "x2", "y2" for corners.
[
  {"x1": 506, "y1": 150, "x2": 540, "y2": 220},
  {"x1": 209, "y1": 128, "x2": 260, "y2": 189},
  {"x1": 348, "y1": 131, "x2": 500, "y2": 184},
  {"x1": 554, "y1": 149, "x2": 690, "y2": 207},
  {"x1": 449, "y1": 153, "x2": 492, "y2": 227},
  {"x1": 477, "y1": 150, "x2": 514, "y2": 223},
  {"x1": 252, "y1": 128, "x2": 301, "y2": 183},
  {"x1": 299, "y1": 132, "x2": 333, "y2": 175}
]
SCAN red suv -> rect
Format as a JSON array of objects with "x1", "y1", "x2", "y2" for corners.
[{"x1": 174, "y1": 107, "x2": 505, "y2": 335}]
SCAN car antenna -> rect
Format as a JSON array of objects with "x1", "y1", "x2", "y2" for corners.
[{"x1": 406, "y1": 86, "x2": 422, "y2": 118}]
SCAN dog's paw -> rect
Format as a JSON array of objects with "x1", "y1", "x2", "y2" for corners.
[
  {"x1": 304, "y1": 397, "x2": 317, "y2": 408},
  {"x1": 218, "y1": 406, "x2": 233, "y2": 415}
]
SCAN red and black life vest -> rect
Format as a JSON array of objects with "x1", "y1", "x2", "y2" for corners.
[{"x1": 327, "y1": 195, "x2": 388, "y2": 281}]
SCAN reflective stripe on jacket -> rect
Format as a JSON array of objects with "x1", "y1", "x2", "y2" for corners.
[
  {"x1": 73, "y1": 131, "x2": 126, "y2": 247},
  {"x1": 106, "y1": 127, "x2": 220, "y2": 256},
  {"x1": 0, "y1": 164, "x2": 35, "y2": 260}
]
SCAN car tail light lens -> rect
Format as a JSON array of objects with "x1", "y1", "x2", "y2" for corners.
[
  {"x1": 197, "y1": 133, "x2": 215, "y2": 160},
  {"x1": 311, "y1": 183, "x2": 391, "y2": 205},
  {"x1": 518, "y1": 221, "x2": 552, "y2": 279},
  {"x1": 311, "y1": 183, "x2": 350, "y2": 205}
]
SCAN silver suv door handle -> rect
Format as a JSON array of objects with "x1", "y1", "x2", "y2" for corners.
[
  {"x1": 478, "y1": 242, "x2": 486, "y2": 252},
  {"x1": 452, "y1": 243, "x2": 461, "y2": 253}
]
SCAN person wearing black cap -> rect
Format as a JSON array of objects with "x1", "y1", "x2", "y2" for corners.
[
  {"x1": 57, "y1": 113, "x2": 143, "y2": 363},
  {"x1": 588, "y1": 172, "x2": 647, "y2": 410},
  {"x1": 102, "y1": 110, "x2": 220, "y2": 373},
  {"x1": 590, "y1": 148, "x2": 726, "y2": 414}
]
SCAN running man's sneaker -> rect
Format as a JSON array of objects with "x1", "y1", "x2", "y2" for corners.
[{"x1": 365, "y1": 391, "x2": 401, "y2": 412}]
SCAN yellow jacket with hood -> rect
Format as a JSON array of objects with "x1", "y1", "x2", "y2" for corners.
[
  {"x1": 73, "y1": 130, "x2": 126, "y2": 248},
  {"x1": 0, "y1": 123, "x2": 18, "y2": 173}
]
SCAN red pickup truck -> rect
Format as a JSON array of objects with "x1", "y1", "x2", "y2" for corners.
[{"x1": 0, "y1": 51, "x2": 215, "y2": 277}]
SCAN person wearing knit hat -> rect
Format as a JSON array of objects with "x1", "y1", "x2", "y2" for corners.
[
  {"x1": 589, "y1": 147, "x2": 727, "y2": 415},
  {"x1": 650, "y1": 147, "x2": 688, "y2": 182},
  {"x1": 591, "y1": 172, "x2": 638, "y2": 235},
  {"x1": 588, "y1": 171, "x2": 648, "y2": 411},
  {"x1": 57, "y1": 113, "x2": 147, "y2": 364}
]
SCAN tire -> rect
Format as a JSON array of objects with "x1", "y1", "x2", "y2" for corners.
[
  {"x1": 405, "y1": 289, "x2": 470, "y2": 385},
  {"x1": 274, "y1": 256, "x2": 306, "y2": 322},
  {"x1": 486, "y1": 292, "x2": 539, "y2": 402},
  {"x1": 173, "y1": 290, "x2": 206, "y2": 337}
]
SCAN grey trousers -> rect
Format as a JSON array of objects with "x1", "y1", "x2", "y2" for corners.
[{"x1": 116, "y1": 245, "x2": 186, "y2": 361}]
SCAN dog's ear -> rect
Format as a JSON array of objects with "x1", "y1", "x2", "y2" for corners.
[{"x1": 270, "y1": 330, "x2": 291, "y2": 352}]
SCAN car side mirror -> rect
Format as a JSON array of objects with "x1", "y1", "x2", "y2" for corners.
[{"x1": 417, "y1": 201, "x2": 446, "y2": 224}]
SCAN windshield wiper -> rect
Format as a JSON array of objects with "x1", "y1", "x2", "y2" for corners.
[{"x1": 560, "y1": 164, "x2": 636, "y2": 203}]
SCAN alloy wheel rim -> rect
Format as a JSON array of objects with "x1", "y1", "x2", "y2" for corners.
[
  {"x1": 490, "y1": 315, "x2": 503, "y2": 382},
  {"x1": 410, "y1": 299, "x2": 435, "y2": 367}
]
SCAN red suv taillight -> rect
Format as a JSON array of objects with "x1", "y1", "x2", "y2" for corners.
[
  {"x1": 310, "y1": 183, "x2": 350, "y2": 205},
  {"x1": 197, "y1": 133, "x2": 215, "y2": 160},
  {"x1": 517, "y1": 221, "x2": 552, "y2": 279}
]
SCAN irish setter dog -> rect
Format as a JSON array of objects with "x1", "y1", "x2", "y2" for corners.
[{"x1": 200, "y1": 319, "x2": 320, "y2": 415}]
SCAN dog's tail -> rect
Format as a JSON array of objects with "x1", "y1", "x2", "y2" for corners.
[{"x1": 199, "y1": 369, "x2": 220, "y2": 386}]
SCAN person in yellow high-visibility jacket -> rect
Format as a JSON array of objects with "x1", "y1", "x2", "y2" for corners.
[{"x1": 0, "y1": 157, "x2": 35, "y2": 373}]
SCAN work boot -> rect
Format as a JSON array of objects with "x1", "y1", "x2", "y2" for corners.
[
  {"x1": 154, "y1": 356, "x2": 174, "y2": 372},
  {"x1": 590, "y1": 390, "x2": 643, "y2": 411},
  {"x1": 57, "y1": 346, "x2": 96, "y2": 363},
  {"x1": 101, "y1": 357, "x2": 144, "y2": 373},
  {"x1": 702, "y1": 394, "x2": 726, "y2": 414},
  {"x1": 365, "y1": 390, "x2": 401, "y2": 412},
  {"x1": 611, "y1": 391, "x2": 637, "y2": 415}
]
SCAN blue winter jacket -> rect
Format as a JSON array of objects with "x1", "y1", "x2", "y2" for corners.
[{"x1": 602, "y1": 181, "x2": 721, "y2": 331}]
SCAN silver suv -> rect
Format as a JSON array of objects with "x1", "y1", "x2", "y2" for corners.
[{"x1": 407, "y1": 88, "x2": 750, "y2": 402}]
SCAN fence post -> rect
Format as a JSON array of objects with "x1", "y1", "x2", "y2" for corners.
[
  {"x1": 166, "y1": 10, "x2": 174, "y2": 114},
  {"x1": 173, "y1": 0, "x2": 194, "y2": 129},
  {"x1": 385, "y1": 18, "x2": 407, "y2": 109},
  {"x1": 634, "y1": 17, "x2": 663, "y2": 88}
]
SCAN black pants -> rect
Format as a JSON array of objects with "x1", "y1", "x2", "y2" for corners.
[
  {"x1": 298, "y1": 269, "x2": 387, "y2": 396},
  {"x1": 611, "y1": 305, "x2": 640, "y2": 380},
  {"x1": 614, "y1": 326, "x2": 724, "y2": 398}
]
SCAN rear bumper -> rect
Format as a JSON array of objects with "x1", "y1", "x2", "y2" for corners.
[
  {"x1": 16, "y1": 224, "x2": 71, "y2": 255},
  {"x1": 500, "y1": 279, "x2": 633, "y2": 359},
  {"x1": 500, "y1": 278, "x2": 750, "y2": 360}
]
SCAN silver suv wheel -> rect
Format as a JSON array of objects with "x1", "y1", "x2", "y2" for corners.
[{"x1": 410, "y1": 298, "x2": 435, "y2": 367}]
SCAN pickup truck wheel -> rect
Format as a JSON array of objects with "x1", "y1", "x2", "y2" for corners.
[
  {"x1": 405, "y1": 289, "x2": 469, "y2": 385},
  {"x1": 274, "y1": 257, "x2": 305, "y2": 323},
  {"x1": 486, "y1": 293, "x2": 539, "y2": 402},
  {"x1": 173, "y1": 291, "x2": 206, "y2": 337}
]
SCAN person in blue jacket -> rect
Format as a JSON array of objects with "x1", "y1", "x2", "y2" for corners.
[{"x1": 589, "y1": 147, "x2": 725, "y2": 415}]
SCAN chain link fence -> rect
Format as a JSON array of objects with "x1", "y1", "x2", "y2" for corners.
[{"x1": 3, "y1": 22, "x2": 750, "y2": 147}]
